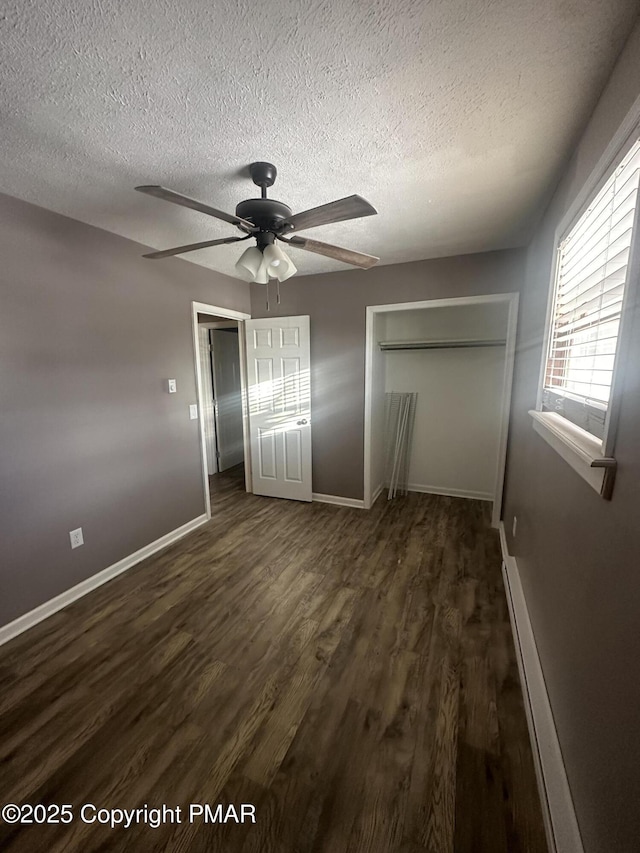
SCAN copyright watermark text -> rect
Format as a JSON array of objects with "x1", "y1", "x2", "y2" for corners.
[{"x1": 1, "y1": 802, "x2": 256, "y2": 829}]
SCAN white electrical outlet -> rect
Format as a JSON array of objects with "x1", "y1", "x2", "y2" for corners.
[
  {"x1": 167, "y1": 379, "x2": 177, "y2": 393},
  {"x1": 512, "y1": 516, "x2": 518, "y2": 537},
  {"x1": 189, "y1": 404, "x2": 198, "y2": 420},
  {"x1": 69, "y1": 527, "x2": 84, "y2": 549}
]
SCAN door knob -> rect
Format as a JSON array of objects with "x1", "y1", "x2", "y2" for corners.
[{"x1": 297, "y1": 419, "x2": 308, "y2": 426}]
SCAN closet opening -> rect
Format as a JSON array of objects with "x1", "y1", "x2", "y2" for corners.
[{"x1": 363, "y1": 293, "x2": 518, "y2": 527}]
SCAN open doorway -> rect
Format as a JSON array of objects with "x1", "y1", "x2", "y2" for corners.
[{"x1": 191, "y1": 301, "x2": 252, "y2": 518}]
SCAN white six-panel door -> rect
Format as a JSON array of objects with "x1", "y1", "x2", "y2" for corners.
[{"x1": 245, "y1": 316, "x2": 312, "y2": 501}]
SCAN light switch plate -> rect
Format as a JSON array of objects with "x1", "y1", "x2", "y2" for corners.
[
  {"x1": 167, "y1": 379, "x2": 177, "y2": 393},
  {"x1": 189, "y1": 404, "x2": 198, "y2": 420}
]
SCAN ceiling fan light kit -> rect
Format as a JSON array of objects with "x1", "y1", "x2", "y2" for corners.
[
  {"x1": 235, "y1": 246, "x2": 265, "y2": 282},
  {"x1": 263, "y1": 243, "x2": 297, "y2": 280},
  {"x1": 253, "y1": 258, "x2": 270, "y2": 286},
  {"x1": 135, "y1": 161, "x2": 379, "y2": 288}
]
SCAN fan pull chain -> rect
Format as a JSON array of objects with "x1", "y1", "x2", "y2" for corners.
[
  {"x1": 266, "y1": 280, "x2": 270, "y2": 312},
  {"x1": 276, "y1": 279, "x2": 281, "y2": 305}
]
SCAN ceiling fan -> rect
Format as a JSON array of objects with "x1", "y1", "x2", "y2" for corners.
[{"x1": 135, "y1": 162, "x2": 379, "y2": 283}]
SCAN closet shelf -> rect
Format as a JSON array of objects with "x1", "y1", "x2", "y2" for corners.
[{"x1": 378, "y1": 338, "x2": 507, "y2": 351}]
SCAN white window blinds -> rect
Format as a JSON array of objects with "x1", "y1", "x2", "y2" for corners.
[{"x1": 545, "y1": 138, "x2": 640, "y2": 411}]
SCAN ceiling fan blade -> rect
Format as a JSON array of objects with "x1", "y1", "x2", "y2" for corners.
[
  {"x1": 135, "y1": 185, "x2": 255, "y2": 230},
  {"x1": 143, "y1": 235, "x2": 248, "y2": 259},
  {"x1": 283, "y1": 194, "x2": 377, "y2": 233},
  {"x1": 280, "y1": 235, "x2": 379, "y2": 269}
]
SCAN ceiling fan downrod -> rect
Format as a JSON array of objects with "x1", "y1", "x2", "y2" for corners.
[
  {"x1": 235, "y1": 163, "x2": 293, "y2": 238},
  {"x1": 249, "y1": 161, "x2": 277, "y2": 200}
]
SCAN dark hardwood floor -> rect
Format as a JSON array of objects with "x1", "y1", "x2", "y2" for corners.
[{"x1": 0, "y1": 470, "x2": 547, "y2": 852}]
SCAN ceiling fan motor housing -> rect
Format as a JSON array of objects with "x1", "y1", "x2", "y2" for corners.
[
  {"x1": 239, "y1": 161, "x2": 294, "y2": 243},
  {"x1": 235, "y1": 198, "x2": 293, "y2": 235}
]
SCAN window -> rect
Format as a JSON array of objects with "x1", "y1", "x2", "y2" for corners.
[
  {"x1": 542, "y1": 137, "x2": 640, "y2": 439},
  {"x1": 531, "y1": 133, "x2": 640, "y2": 499}
]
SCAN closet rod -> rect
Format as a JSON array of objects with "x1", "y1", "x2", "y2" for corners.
[{"x1": 379, "y1": 339, "x2": 506, "y2": 351}]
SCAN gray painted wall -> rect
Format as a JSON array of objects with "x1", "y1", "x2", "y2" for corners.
[
  {"x1": 0, "y1": 192, "x2": 249, "y2": 628},
  {"x1": 250, "y1": 249, "x2": 525, "y2": 499},
  {"x1": 502, "y1": 20, "x2": 640, "y2": 853}
]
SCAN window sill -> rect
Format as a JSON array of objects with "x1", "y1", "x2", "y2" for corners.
[{"x1": 528, "y1": 410, "x2": 616, "y2": 499}]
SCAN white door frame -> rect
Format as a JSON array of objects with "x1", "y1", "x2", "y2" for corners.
[
  {"x1": 191, "y1": 301, "x2": 252, "y2": 519},
  {"x1": 363, "y1": 292, "x2": 519, "y2": 528}
]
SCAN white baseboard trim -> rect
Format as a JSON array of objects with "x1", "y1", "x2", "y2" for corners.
[
  {"x1": 407, "y1": 483, "x2": 493, "y2": 501},
  {"x1": 312, "y1": 493, "x2": 366, "y2": 509},
  {"x1": 0, "y1": 514, "x2": 209, "y2": 648},
  {"x1": 371, "y1": 483, "x2": 384, "y2": 505},
  {"x1": 499, "y1": 523, "x2": 584, "y2": 853}
]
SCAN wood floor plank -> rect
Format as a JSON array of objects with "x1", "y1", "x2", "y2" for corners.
[{"x1": 0, "y1": 468, "x2": 547, "y2": 853}]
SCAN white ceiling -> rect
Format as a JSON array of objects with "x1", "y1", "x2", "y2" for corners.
[{"x1": 1, "y1": 1, "x2": 638, "y2": 278}]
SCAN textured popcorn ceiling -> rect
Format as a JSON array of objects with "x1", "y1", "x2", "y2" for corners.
[{"x1": 0, "y1": 1, "x2": 638, "y2": 278}]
